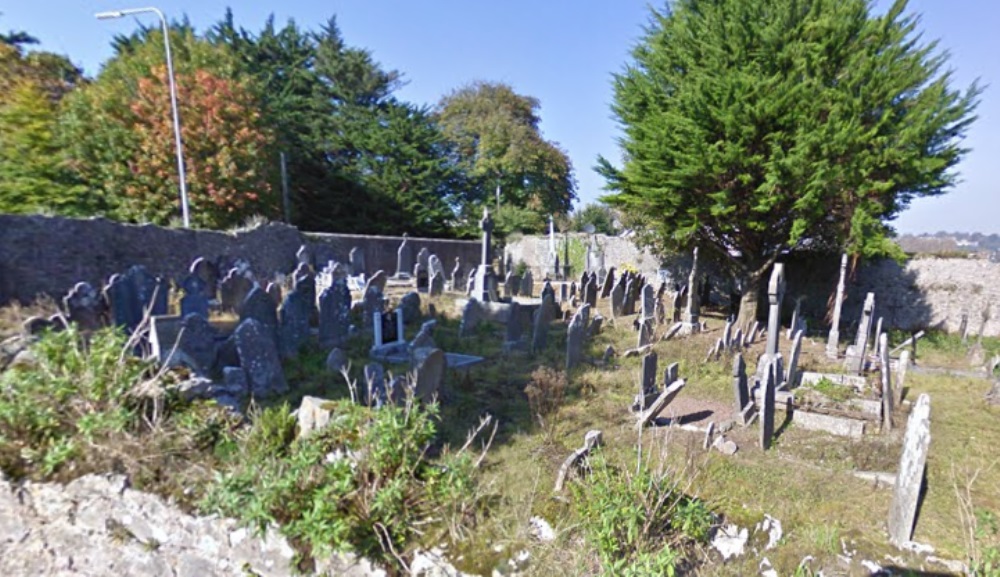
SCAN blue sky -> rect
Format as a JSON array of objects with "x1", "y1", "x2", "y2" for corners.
[{"x1": 4, "y1": 0, "x2": 997, "y2": 234}]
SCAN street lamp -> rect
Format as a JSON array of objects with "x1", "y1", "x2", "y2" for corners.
[{"x1": 96, "y1": 6, "x2": 190, "y2": 228}]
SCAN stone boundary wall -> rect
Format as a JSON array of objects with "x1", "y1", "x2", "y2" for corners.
[
  {"x1": 504, "y1": 234, "x2": 1000, "y2": 336},
  {"x1": 0, "y1": 214, "x2": 480, "y2": 306}
]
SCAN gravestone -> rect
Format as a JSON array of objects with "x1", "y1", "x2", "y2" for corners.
[
  {"x1": 871, "y1": 317, "x2": 884, "y2": 355},
  {"x1": 363, "y1": 286, "x2": 384, "y2": 328},
  {"x1": 505, "y1": 301, "x2": 523, "y2": 345},
  {"x1": 220, "y1": 269, "x2": 254, "y2": 313},
  {"x1": 412, "y1": 347, "x2": 446, "y2": 402},
  {"x1": 179, "y1": 275, "x2": 210, "y2": 319},
  {"x1": 106, "y1": 266, "x2": 169, "y2": 333},
  {"x1": 601, "y1": 268, "x2": 616, "y2": 299},
  {"x1": 566, "y1": 305, "x2": 589, "y2": 370},
  {"x1": 622, "y1": 277, "x2": 636, "y2": 316},
  {"x1": 585, "y1": 274, "x2": 598, "y2": 309},
  {"x1": 610, "y1": 280, "x2": 625, "y2": 318},
  {"x1": 278, "y1": 288, "x2": 311, "y2": 358},
  {"x1": 240, "y1": 286, "x2": 279, "y2": 348},
  {"x1": 879, "y1": 333, "x2": 894, "y2": 431},
  {"x1": 785, "y1": 330, "x2": 803, "y2": 389},
  {"x1": 395, "y1": 234, "x2": 413, "y2": 279},
  {"x1": 640, "y1": 283, "x2": 655, "y2": 322},
  {"x1": 664, "y1": 362, "x2": 679, "y2": 388},
  {"x1": 155, "y1": 313, "x2": 217, "y2": 376},
  {"x1": 764, "y1": 264, "x2": 786, "y2": 359},
  {"x1": 189, "y1": 257, "x2": 219, "y2": 300},
  {"x1": 458, "y1": 298, "x2": 483, "y2": 337},
  {"x1": 671, "y1": 288, "x2": 683, "y2": 323},
  {"x1": 63, "y1": 282, "x2": 105, "y2": 331},
  {"x1": 296, "y1": 244, "x2": 312, "y2": 268},
  {"x1": 681, "y1": 248, "x2": 701, "y2": 330},
  {"x1": 569, "y1": 282, "x2": 577, "y2": 299},
  {"x1": 265, "y1": 282, "x2": 282, "y2": 307},
  {"x1": 897, "y1": 350, "x2": 910, "y2": 405},
  {"x1": 471, "y1": 209, "x2": 497, "y2": 302},
  {"x1": 234, "y1": 318, "x2": 288, "y2": 398},
  {"x1": 364, "y1": 270, "x2": 388, "y2": 297},
  {"x1": 733, "y1": 354, "x2": 751, "y2": 424},
  {"x1": 428, "y1": 255, "x2": 446, "y2": 296},
  {"x1": 450, "y1": 257, "x2": 464, "y2": 292},
  {"x1": 399, "y1": 291, "x2": 421, "y2": 325},
  {"x1": 532, "y1": 292, "x2": 555, "y2": 353},
  {"x1": 349, "y1": 246, "x2": 365, "y2": 276},
  {"x1": 520, "y1": 270, "x2": 534, "y2": 298},
  {"x1": 318, "y1": 279, "x2": 351, "y2": 348},
  {"x1": 292, "y1": 263, "x2": 317, "y2": 326},
  {"x1": 826, "y1": 253, "x2": 848, "y2": 358},
  {"x1": 415, "y1": 248, "x2": 431, "y2": 291},
  {"x1": 845, "y1": 293, "x2": 876, "y2": 374},
  {"x1": 760, "y1": 361, "x2": 776, "y2": 450},
  {"x1": 888, "y1": 394, "x2": 931, "y2": 547},
  {"x1": 636, "y1": 380, "x2": 686, "y2": 429},
  {"x1": 633, "y1": 351, "x2": 659, "y2": 411},
  {"x1": 503, "y1": 271, "x2": 515, "y2": 298}
]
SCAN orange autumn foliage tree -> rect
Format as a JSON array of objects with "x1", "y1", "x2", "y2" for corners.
[{"x1": 125, "y1": 66, "x2": 276, "y2": 228}]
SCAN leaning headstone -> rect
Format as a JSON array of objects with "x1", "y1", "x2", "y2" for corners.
[
  {"x1": 450, "y1": 257, "x2": 464, "y2": 292},
  {"x1": 610, "y1": 281, "x2": 625, "y2": 318},
  {"x1": 63, "y1": 282, "x2": 105, "y2": 331},
  {"x1": 349, "y1": 246, "x2": 366, "y2": 277},
  {"x1": 412, "y1": 347, "x2": 446, "y2": 402},
  {"x1": 826, "y1": 253, "x2": 849, "y2": 358},
  {"x1": 879, "y1": 333, "x2": 894, "y2": 431},
  {"x1": 566, "y1": 305, "x2": 589, "y2": 371},
  {"x1": 601, "y1": 268, "x2": 616, "y2": 299},
  {"x1": 636, "y1": 379, "x2": 686, "y2": 429},
  {"x1": 240, "y1": 286, "x2": 279, "y2": 348},
  {"x1": 888, "y1": 394, "x2": 931, "y2": 547},
  {"x1": 896, "y1": 350, "x2": 910, "y2": 405},
  {"x1": 318, "y1": 279, "x2": 351, "y2": 348},
  {"x1": 785, "y1": 330, "x2": 804, "y2": 389},
  {"x1": 845, "y1": 293, "x2": 876, "y2": 374},
  {"x1": 234, "y1": 318, "x2": 288, "y2": 398},
  {"x1": 278, "y1": 288, "x2": 311, "y2": 358},
  {"x1": 760, "y1": 362, "x2": 776, "y2": 450}
]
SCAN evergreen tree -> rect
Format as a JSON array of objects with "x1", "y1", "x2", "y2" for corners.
[{"x1": 599, "y1": 0, "x2": 980, "y2": 324}]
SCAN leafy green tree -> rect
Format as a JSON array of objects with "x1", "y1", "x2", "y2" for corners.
[
  {"x1": 571, "y1": 202, "x2": 619, "y2": 235},
  {"x1": 598, "y1": 0, "x2": 980, "y2": 324},
  {"x1": 436, "y1": 81, "x2": 576, "y2": 229}
]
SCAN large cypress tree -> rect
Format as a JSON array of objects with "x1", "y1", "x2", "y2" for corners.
[{"x1": 599, "y1": 0, "x2": 980, "y2": 325}]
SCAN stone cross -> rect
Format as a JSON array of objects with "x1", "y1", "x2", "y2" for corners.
[
  {"x1": 826, "y1": 253, "x2": 848, "y2": 359},
  {"x1": 472, "y1": 209, "x2": 497, "y2": 302},
  {"x1": 480, "y1": 208, "x2": 494, "y2": 267}
]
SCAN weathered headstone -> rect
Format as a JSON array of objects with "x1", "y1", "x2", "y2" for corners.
[
  {"x1": 363, "y1": 286, "x2": 384, "y2": 329},
  {"x1": 399, "y1": 291, "x2": 421, "y2": 325},
  {"x1": 240, "y1": 286, "x2": 279, "y2": 348},
  {"x1": 785, "y1": 330, "x2": 803, "y2": 389},
  {"x1": 412, "y1": 347, "x2": 446, "y2": 402},
  {"x1": 505, "y1": 301, "x2": 523, "y2": 345},
  {"x1": 179, "y1": 275, "x2": 210, "y2": 319},
  {"x1": 278, "y1": 288, "x2": 310, "y2": 358},
  {"x1": 888, "y1": 394, "x2": 931, "y2": 547},
  {"x1": 610, "y1": 280, "x2": 625, "y2": 318},
  {"x1": 395, "y1": 234, "x2": 413, "y2": 279},
  {"x1": 458, "y1": 298, "x2": 483, "y2": 337},
  {"x1": 760, "y1": 362, "x2": 776, "y2": 450},
  {"x1": 64, "y1": 282, "x2": 105, "y2": 331},
  {"x1": 349, "y1": 246, "x2": 365, "y2": 277},
  {"x1": 871, "y1": 316, "x2": 884, "y2": 355},
  {"x1": 264, "y1": 282, "x2": 282, "y2": 307},
  {"x1": 428, "y1": 255, "x2": 446, "y2": 296},
  {"x1": 318, "y1": 279, "x2": 351, "y2": 348},
  {"x1": 682, "y1": 248, "x2": 701, "y2": 330},
  {"x1": 219, "y1": 269, "x2": 254, "y2": 313},
  {"x1": 189, "y1": 257, "x2": 219, "y2": 300},
  {"x1": 364, "y1": 270, "x2": 387, "y2": 297},
  {"x1": 450, "y1": 257, "x2": 464, "y2": 292},
  {"x1": 471, "y1": 209, "x2": 497, "y2": 302},
  {"x1": 566, "y1": 305, "x2": 590, "y2": 371},
  {"x1": 636, "y1": 379, "x2": 686, "y2": 429},
  {"x1": 585, "y1": 274, "x2": 598, "y2": 309},
  {"x1": 600, "y1": 268, "x2": 616, "y2": 299},
  {"x1": 826, "y1": 253, "x2": 848, "y2": 358},
  {"x1": 896, "y1": 350, "x2": 910, "y2": 405},
  {"x1": 879, "y1": 333, "x2": 894, "y2": 431},
  {"x1": 152, "y1": 313, "x2": 217, "y2": 376},
  {"x1": 234, "y1": 318, "x2": 288, "y2": 398},
  {"x1": 520, "y1": 270, "x2": 534, "y2": 298},
  {"x1": 532, "y1": 292, "x2": 555, "y2": 353},
  {"x1": 764, "y1": 264, "x2": 786, "y2": 359},
  {"x1": 845, "y1": 292, "x2": 876, "y2": 374},
  {"x1": 633, "y1": 351, "x2": 659, "y2": 411},
  {"x1": 733, "y1": 354, "x2": 751, "y2": 424}
]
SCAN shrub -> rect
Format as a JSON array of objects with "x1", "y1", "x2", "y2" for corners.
[
  {"x1": 200, "y1": 398, "x2": 482, "y2": 573},
  {"x1": 0, "y1": 325, "x2": 154, "y2": 478},
  {"x1": 571, "y1": 449, "x2": 712, "y2": 575}
]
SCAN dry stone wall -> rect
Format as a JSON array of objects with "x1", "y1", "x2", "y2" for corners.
[{"x1": 0, "y1": 215, "x2": 479, "y2": 306}]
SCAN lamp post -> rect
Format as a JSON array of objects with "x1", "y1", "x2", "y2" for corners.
[{"x1": 96, "y1": 6, "x2": 190, "y2": 228}]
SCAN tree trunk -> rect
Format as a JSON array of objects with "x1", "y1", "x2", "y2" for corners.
[{"x1": 736, "y1": 273, "x2": 762, "y2": 332}]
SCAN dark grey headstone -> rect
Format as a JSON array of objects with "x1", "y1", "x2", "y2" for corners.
[
  {"x1": 363, "y1": 286, "x2": 384, "y2": 328},
  {"x1": 234, "y1": 318, "x2": 288, "y2": 398},
  {"x1": 364, "y1": 362, "x2": 386, "y2": 407},
  {"x1": 189, "y1": 257, "x2": 219, "y2": 300},
  {"x1": 159, "y1": 313, "x2": 218, "y2": 376},
  {"x1": 459, "y1": 298, "x2": 483, "y2": 337},
  {"x1": 505, "y1": 301, "x2": 523, "y2": 344},
  {"x1": 412, "y1": 347, "x2": 445, "y2": 402},
  {"x1": 278, "y1": 288, "x2": 310, "y2": 358},
  {"x1": 318, "y1": 279, "x2": 351, "y2": 349},
  {"x1": 733, "y1": 353, "x2": 749, "y2": 417},
  {"x1": 240, "y1": 286, "x2": 279, "y2": 349},
  {"x1": 292, "y1": 263, "x2": 317, "y2": 326},
  {"x1": 220, "y1": 269, "x2": 254, "y2": 313},
  {"x1": 180, "y1": 275, "x2": 210, "y2": 319},
  {"x1": 760, "y1": 364, "x2": 776, "y2": 450},
  {"x1": 531, "y1": 293, "x2": 555, "y2": 353},
  {"x1": 566, "y1": 304, "x2": 590, "y2": 371},
  {"x1": 520, "y1": 271, "x2": 534, "y2": 298},
  {"x1": 601, "y1": 268, "x2": 616, "y2": 299},
  {"x1": 399, "y1": 291, "x2": 421, "y2": 325}
]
